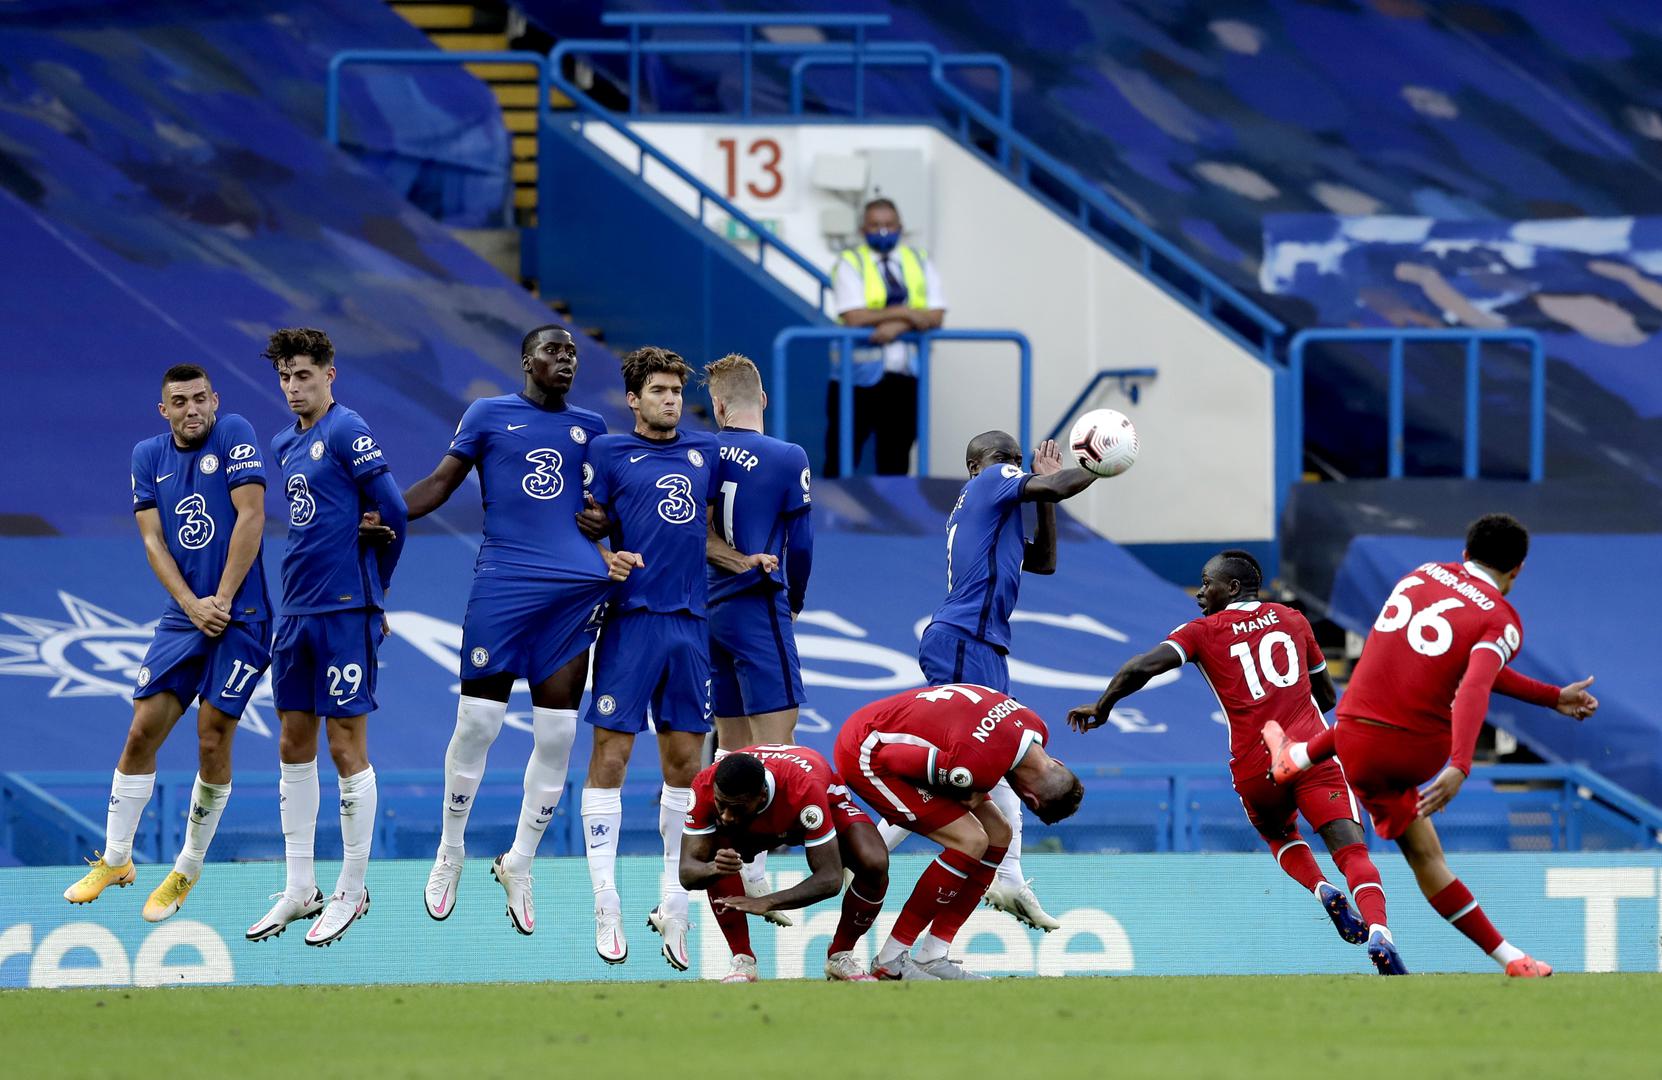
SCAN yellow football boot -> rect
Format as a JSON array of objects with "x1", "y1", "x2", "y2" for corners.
[
  {"x1": 141, "y1": 869, "x2": 198, "y2": 922},
  {"x1": 63, "y1": 852, "x2": 136, "y2": 904}
]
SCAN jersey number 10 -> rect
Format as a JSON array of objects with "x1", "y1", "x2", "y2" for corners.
[{"x1": 1228, "y1": 631, "x2": 1300, "y2": 700}]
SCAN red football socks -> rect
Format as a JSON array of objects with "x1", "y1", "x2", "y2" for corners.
[
  {"x1": 1270, "y1": 838, "x2": 1327, "y2": 892},
  {"x1": 889, "y1": 847, "x2": 984, "y2": 948},
  {"x1": 1332, "y1": 842, "x2": 1388, "y2": 927},
  {"x1": 1429, "y1": 878, "x2": 1503, "y2": 953},
  {"x1": 1305, "y1": 726, "x2": 1338, "y2": 764},
  {"x1": 830, "y1": 879, "x2": 887, "y2": 956},
  {"x1": 706, "y1": 873, "x2": 754, "y2": 958},
  {"x1": 924, "y1": 844, "x2": 1006, "y2": 947}
]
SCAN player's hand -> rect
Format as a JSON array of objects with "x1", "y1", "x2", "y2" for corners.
[
  {"x1": 745, "y1": 552, "x2": 780, "y2": 574},
  {"x1": 712, "y1": 847, "x2": 745, "y2": 875},
  {"x1": 186, "y1": 595, "x2": 230, "y2": 637},
  {"x1": 1067, "y1": 703, "x2": 1106, "y2": 733},
  {"x1": 606, "y1": 549, "x2": 644, "y2": 582},
  {"x1": 712, "y1": 893, "x2": 774, "y2": 916},
  {"x1": 868, "y1": 319, "x2": 907, "y2": 346},
  {"x1": 358, "y1": 510, "x2": 397, "y2": 545},
  {"x1": 1416, "y1": 766, "x2": 1466, "y2": 818},
  {"x1": 576, "y1": 495, "x2": 610, "y2": 541},
  {"x1": 1554, "y1": 676, "x2": 1598, "y2": 721},
  {"x1": 1031, "y1": 439, "x2": 1064, "y2": 476}
]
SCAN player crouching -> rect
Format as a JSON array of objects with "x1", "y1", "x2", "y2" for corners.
[
  {"x1": 836, "y1": 685, "x2": 1083, "y2": 980},
  {"x1": 680, "y1": 748, "x2": 887, "y2": 982}
]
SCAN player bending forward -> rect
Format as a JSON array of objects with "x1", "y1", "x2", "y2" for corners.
[
  {"x1": 1070, "y1": 550, "x2": 1403, "y2": 974},
  {"x1": 835, "y1": 684, "x2": 1083, "y2": 980},
  {"x1": 680, "y1": 747, "x2": 887, "y2": 983},
  {"x1": 1266, "y1": 514, "x2": 1597, "y2": 977}
]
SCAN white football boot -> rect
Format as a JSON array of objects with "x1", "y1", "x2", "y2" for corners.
[
  {"x1": 595, "y1": 907, "x2": 628, "y2": 965},
  {"x1": 721, "y1": 954, "x2": 759, "y2": 983},
  {"x1": 647, "y1": 905, "x2": 691, "y2": 971},
  {"x1": 490, "y1": 854, "x2": 534, "y2": 935},
  {"x1": 424, "y1": 852, "x2": 463, "y2": 921},
  {"x1": 246, "y1": 888, "x2": 325, "y2": 942},
  {"x1": 744, "y1": 871, "x2": 793, "y2": 928},
  {"x1": 305, "y1": 889, "x2": 370, "y2": 947},
  {"x1": 983, "y1": 878, "x2": 1062, "y2": 931}
]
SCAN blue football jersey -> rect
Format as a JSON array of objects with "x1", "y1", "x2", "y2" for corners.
[
  {"x1": 587, "y1": 429, "x2": 720, "y2": 616},
  {"x1": 270, "y1": 403, "x2": 394, "y2": 615},
  {"x1": 131, "y1": 413, "x2": 270, "y2": 626},
  {"x1": 707, "y1": 427, "x2": 811, "y2": 604},
  {"x1": 928, "y1": 463, "x2": 1030, "y2": 650},
  {"x1": 447, "y1": 394, "x2": 609, "y2": 578}
]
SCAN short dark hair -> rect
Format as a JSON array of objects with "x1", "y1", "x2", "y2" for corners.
[
  {"x1": 263, "y1": 327, "x2": 335, "y2": 370},
  {"x1": 1212, "y1": 549, "x2": 1263, "y2": 592},
  {"x1": 863, "y1": 197, "x2": 898, "y2": 217},
  {"x1": 1466, "y1": 513, "x2": 1529, "y2": 574},
  {"x1": 713, "y1": 753, "x2": 767, "y2": 800},
  {"x1": 522, "y1": 324, "x2": 575, "y2": 357},
  {"x1": 162, "y1": 363, "x2": 210, "y2": 391},
  {"x1": 1034, "y1": 769, "x2": 1084, "y2": 825},
  {"x1": 621, "y1": 345, "x2": 691, "y2": 397}
]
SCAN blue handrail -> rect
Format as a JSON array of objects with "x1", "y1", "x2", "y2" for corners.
[
  {"x1": 771, "y1": 326, "x2": 1032, "y2": 477},
  {"x1": 1287, "y1": 329, "x2": 1545, "y2": 498},
  {"x1": 787, "y1": 48, "x2": 1013, "y2": 134},
  {"x1": 324, "y1": 49, "x2": 550, "y2": 150},
  {"x1": 1046, "y1": 368, "x2": 1160, "y2": 444}
]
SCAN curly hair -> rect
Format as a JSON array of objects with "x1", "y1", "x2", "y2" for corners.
[
  {"x1": 263, "y1": 327, "x2": 335, "y2": 370},
  {"x1": 620, "y1": 345, "x2": 690, "y2": 397}
]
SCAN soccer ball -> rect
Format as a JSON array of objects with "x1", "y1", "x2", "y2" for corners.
[{"x1": 1069, "y1": 408, "x2": 1139, "y2": 478}]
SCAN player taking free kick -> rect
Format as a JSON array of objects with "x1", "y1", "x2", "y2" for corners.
[
  {"x1": 1070, "y1": 550, "x2": 1403, "y2": 974},
  {"x1": 1265, "y1": 514, "x2": 1597, "y2": 977}
]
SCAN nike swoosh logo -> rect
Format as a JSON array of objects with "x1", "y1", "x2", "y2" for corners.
[
  {"x1": 588, "y1": 841, "x2": 606, "y2": 848},
  {"x1": 336, "y1": 695, "x2": 358, "y2": 706},
  {"x1": 156, "y1": 473, "x2": 175, "y2": 482},
  {"x1": 629, "y1": 454, "x2": 648, "y2": 463},
  {"x1": 507, "y1": 424, "x2": 528, "y2": 431},
  {"x1": 221, "y1": 692, "x2": 242, "y2": 698}
]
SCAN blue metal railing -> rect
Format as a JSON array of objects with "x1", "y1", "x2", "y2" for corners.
[
  {"x1": 772, "y1": 326, "x2": 1032, "y2": 477},
  {"x1": 324, "y1": 49, "x2": 550, "y2": 149},
  {"x1": 8, "y1": 761, "x2": 1656, "y2": 865},
  {"x1": 1045, "y1": 368, "x2": 1160, "y2": 444},
  {"x1": 559, "y1": 12, "x2": 1285, "y2": 363},
  {"x1": 787, "y1": 48, "x2": 1012, "y2": 134},
  {"x1": 1288, "y1": 329, "x2": 1546, "y2": 490}
]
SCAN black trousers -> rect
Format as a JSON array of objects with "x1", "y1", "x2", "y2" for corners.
[{"x1": 823, "y1": 373, "x2": 918, "y2": 478}]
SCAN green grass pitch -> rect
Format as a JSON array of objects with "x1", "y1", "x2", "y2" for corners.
[{"x1": 4, "y1": 974, "x2": 1658, "y2": 1079}]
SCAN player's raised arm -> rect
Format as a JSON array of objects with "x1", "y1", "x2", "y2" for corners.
[
  {"x1": 134, "y1": 507, "x2": 228, "y2": 637},
  {"x1": 1022, "y1": 439, "x2": 1063, "y2": 574},
  {"x1": 1493, "y1": 667, "x2": 1599, "y2": 720},
  {"x1": 1068, "y1": 643, "x2": 1183, "y2": 732},
  {"x1": 1020, "y1": 462, "x2": 1099, "y2": 503}
]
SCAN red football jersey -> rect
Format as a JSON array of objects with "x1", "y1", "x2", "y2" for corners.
[
  {"x1": 684, "y1": 744, "x2": 843, "y2": 849},
  {"x1": 1337, "y1": 561, "x2": 1524, "y2": 736},
  {"x1": 1164, "y1": 600, "x2": 1330, "y2": 762},
  {"x1": 843, "y1": 684, "x2": 1048, "y2": 794}
]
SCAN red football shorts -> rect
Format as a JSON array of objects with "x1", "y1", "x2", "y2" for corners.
[
  {"x1": 1232, "y1": 740, "x2": 1357, "y2": 841},
  {"x1": 1334, "y1": 719, "x2": 1450, "y2": 840},
  {"x1": 833, "y1": 723, "x2": 972, "y2": 836}
]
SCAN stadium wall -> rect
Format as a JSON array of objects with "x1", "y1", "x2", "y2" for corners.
[
  {"x1": 4, "y1": 853, "x2": 1658, "y2": 987},
  {"x1": 579, "y1": 122, "x2": 1276, "y2": 546}
]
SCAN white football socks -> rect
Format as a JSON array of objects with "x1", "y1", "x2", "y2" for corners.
[
  {"x1": 582, "y1": 786, "x2": 623, "y2": 913},
  {"x1": 173, "y1": 773, "x2": 230, "y2": 880},
  {"x1": 910, "y1": 932, "x2": 951, "y2": 965},
  {"x1": 1290, "y1": 743, "x2": 1313, "y2": 771},
  {"x1": 742, "y1": 849, "x2": 768, "y2": 891},
  {"x1": 335, "y1": 766, "x2": 377, "y2": 900},
  {"x1": 658, "y1": 784, "x2": 693, "y2": 920},
  {"x1": 503, "y1": 707, "x2": 577, "y2": 874},
  {"x1": 988, "y1": 778, "x2": 1026, "y2": 886},
  {"x1": 439, "y1": 695, "x2": 507, "y2": 858},
  {"x1": 279, "y1": 758, "x2": 319, "y2": 901},
  {"x1": 1489, "y1": 940, "x2": 1526, "y2": 967},
  {"x1": 102, "y1": 769, "x2": 155, "y2": 868}
]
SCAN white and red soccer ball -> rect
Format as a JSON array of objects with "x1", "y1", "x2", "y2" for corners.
[{"x1": 1068, "y1": 408, "x2": 1139, "y2": 478}]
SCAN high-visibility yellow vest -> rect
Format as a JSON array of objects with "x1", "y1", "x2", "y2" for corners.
[{"x1": 839, "y1": 245, "x2": 928, "y2": 317}]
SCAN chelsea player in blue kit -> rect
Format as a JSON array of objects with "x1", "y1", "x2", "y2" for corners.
[
  {"x1": 392, "y1": 326, "x2": 631, "y2": 934},
  {"x1": 65, "y1": 365, "x2": 269, "y2": 924},
  {"x1": 913, "y1": 430, "x2": 1099, "y2": 932},
  {"x1": 246, "y1": 329, "x2": 407, "y2": 948},
  {"x1": 580, "y1": 347, "x2": 775, "y2": 970},
  {"x1": 702, "y1": 353, "x2": 814, "y2": 925}
]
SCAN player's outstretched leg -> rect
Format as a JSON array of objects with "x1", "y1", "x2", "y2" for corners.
[
  {"x1": 1267, "y1": 835, "x2": 1365, "y2": 944},
  {"x1": 981, "y1": 778, "x2": 1060, "y2": 932},
  {"x1": 1398, "y1": 816, "x2": 1548, "y2": 977},
  {"x1": 427, "y1": 694, "x2": 507, "y2": 920}
]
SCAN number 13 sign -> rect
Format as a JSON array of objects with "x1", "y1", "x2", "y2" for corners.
[{"x1": 706, "y1": 129, "x2": 797, "y2": 210}]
